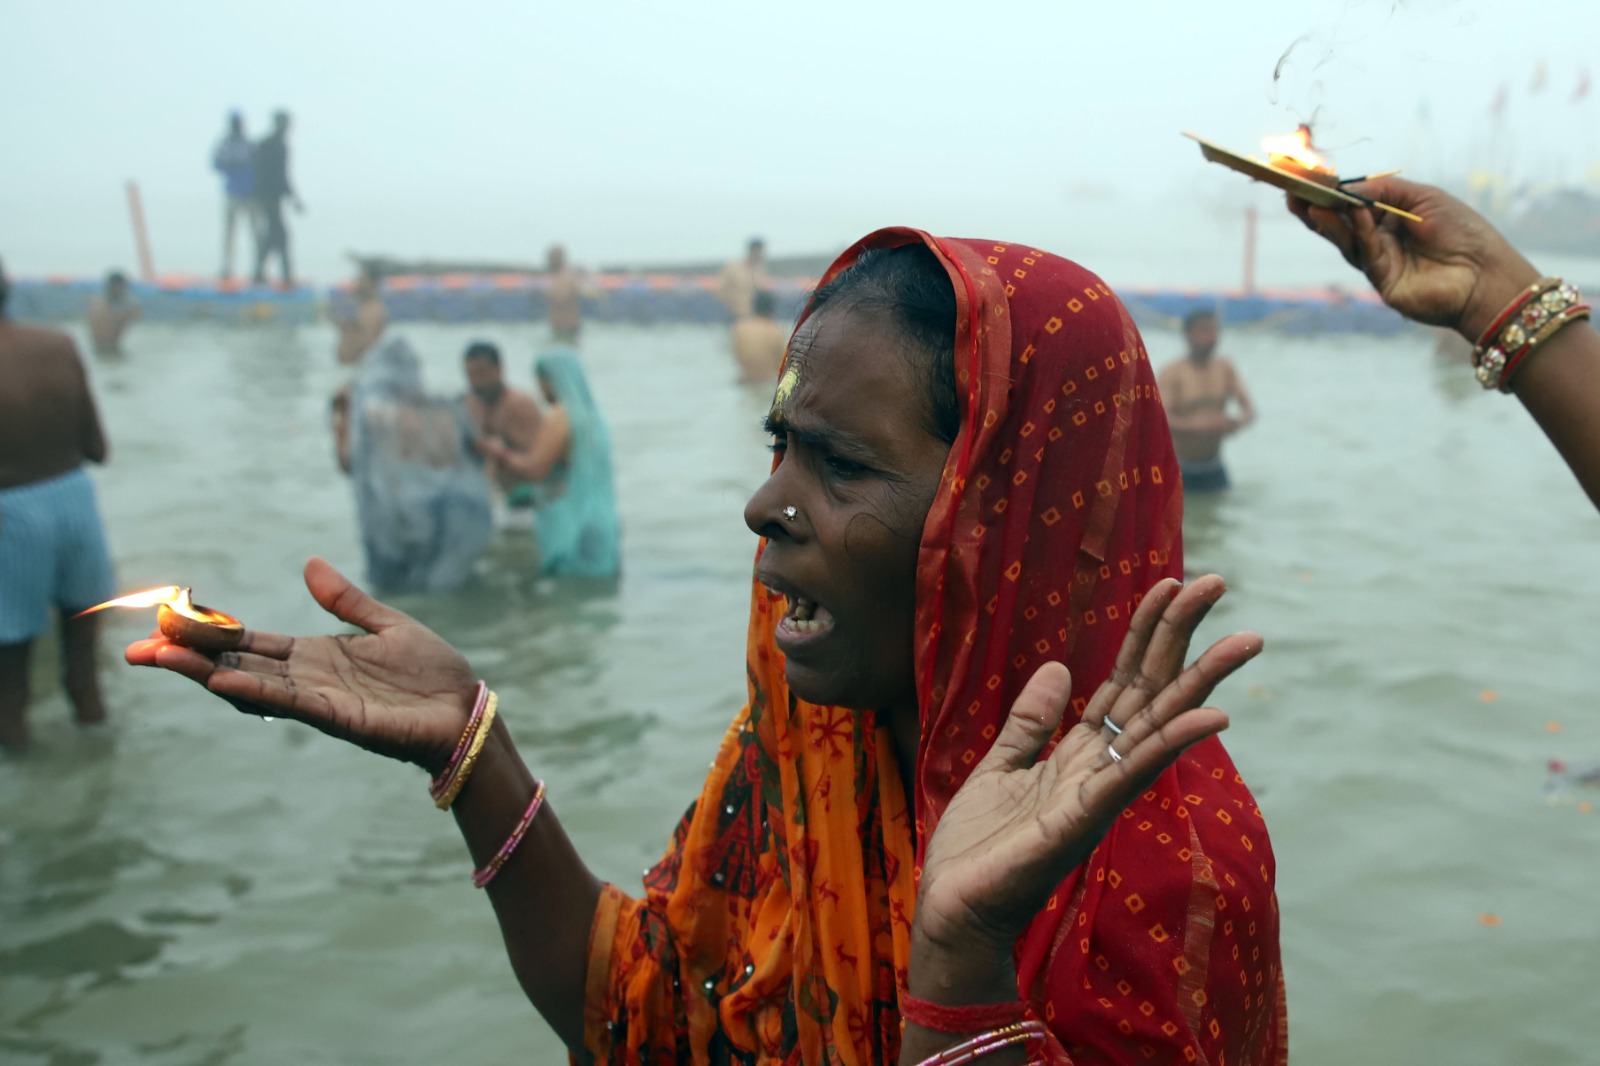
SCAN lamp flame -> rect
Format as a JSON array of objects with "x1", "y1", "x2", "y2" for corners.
[
  {"x1": 1261, "y1": 124, "x2": 1333, "y2": 174},
  {"x1": 76, "y1": 586, "x2": 235, "y2": 625}
]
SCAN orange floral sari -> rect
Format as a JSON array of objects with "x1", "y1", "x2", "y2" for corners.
[{"x1": 584, "y1": 232, "x2": 1286, "y2": 1065}]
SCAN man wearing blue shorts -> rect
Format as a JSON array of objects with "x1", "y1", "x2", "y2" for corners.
[{"x1": 0, "y1": 259, "x2": 117, "y2": 751}]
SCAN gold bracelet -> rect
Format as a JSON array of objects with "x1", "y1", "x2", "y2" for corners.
[{"x1": 434, "y1": 691, "x2": 498, "y2": 810}]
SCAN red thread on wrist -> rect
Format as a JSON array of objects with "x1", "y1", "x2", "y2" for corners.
[{"x1": 900, "y1": 994, "x2": 1027, "y2": 1034}]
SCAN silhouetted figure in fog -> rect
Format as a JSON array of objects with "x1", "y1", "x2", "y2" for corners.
[
  {"x1": 212, "y1": 111, "x2": 257, "y2": 280},
  {"x1": 86, "y1": 271, "x2": 140, "y2": 357},
  {"x1": 0, "y1": 258, "x2": 116, "y2": 751},
  {"x1": 719, "y1": 237, "x2": 767, "y2": 320},
  {"x1": 732, "y1": 290, "x2": 786, "y2": 382},
  {"x1": 546, "y1": 245, "x2": 583, "y2": 345},
  {"x1": 253, "y1": 110, "x2": 303, "y2": 287},
  {"x1": 336, "y1": 268, "x2": 388, "y2": 365}
]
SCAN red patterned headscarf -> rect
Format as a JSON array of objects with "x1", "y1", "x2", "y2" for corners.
[{"x1": 584, "y1": 231, "x2": 1285, "y2": 1065}]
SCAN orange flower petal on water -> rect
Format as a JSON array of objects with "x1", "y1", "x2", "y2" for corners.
[
  {"x1": 1478, "y1": 913, "x2": 1502, "y2": 927},
  {"x1": 1579, "y1": 801, "x2": 1594, "y2": 815},
  {"x1": 1546, "y1": 721, "x2": 1564, "y2": 734},
  {"x1": 1479, "y1": 689, "x2": 1499, "y2": 703}
]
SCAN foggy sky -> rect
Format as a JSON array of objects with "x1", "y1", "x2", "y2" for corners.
[{"x1": 4, "y1": 0, "x2": 1596, "y2": 286}]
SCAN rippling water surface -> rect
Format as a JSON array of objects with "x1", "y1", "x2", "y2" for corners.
[{"x1": 2, "y1": 319, "x2": 1597, "y2": 1064}]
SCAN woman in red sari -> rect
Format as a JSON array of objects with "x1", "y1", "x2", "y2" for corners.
[{"x1": 130, "y1": 232, "x2": 1284, "y2": 1064}]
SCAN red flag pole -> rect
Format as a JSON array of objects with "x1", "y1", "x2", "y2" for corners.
[{"x1": 125, "y1": 181, "x2": 157, "y2": 282}]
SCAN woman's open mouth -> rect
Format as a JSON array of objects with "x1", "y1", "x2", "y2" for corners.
[{"x1": 776, "y1": 594, "x2": 836, "y2": 651}]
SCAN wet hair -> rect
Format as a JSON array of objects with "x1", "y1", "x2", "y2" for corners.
[
  {"x1": 748, "y1": 237, "x2": 765, "y2": 255},
  {"x1": 753, "y1": 290, "x2": 776, "y2": 318},
  {"x1": 0, "y1": 258, "x2": 9, "y2": 314},
  {"x1": 1182, "y1": 307, "x2": 1218, "y2": 332},
  {"x1": 464, "y1": 340, "x2": 501, "y2": 366},
  {"x1": 106, "y1": 271, "x2": 128, "y2": 290},
  {"x1": 807, "y1": 243, "x2": 960, "y2": 445}
]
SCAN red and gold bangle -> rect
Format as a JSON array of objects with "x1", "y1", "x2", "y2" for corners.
[
  {"x1": 1474, "y1": 280, "x2": 1583, "y2": 390},
  {"x1": 1471, "y1": 276, "x2": 1560, "y2": 366},
  {"x1": 1498, "y1": 304, "x2": 1591, "y2": 393},
  {"x1": 473, "y1": 779, "x2": 547, "y2": 888}
]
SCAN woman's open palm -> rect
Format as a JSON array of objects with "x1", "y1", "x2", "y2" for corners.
[
  {"x1": 125, "y1": 558, "x2": 477, "y2": 774},
  {"x1": 915, "y1": 576, "x2": 1262, "y2": 953}
]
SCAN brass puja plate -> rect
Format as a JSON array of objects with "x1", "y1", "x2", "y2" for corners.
[{"x1": 1183, "y1": 132, "x2": 1367, "y2": 210}]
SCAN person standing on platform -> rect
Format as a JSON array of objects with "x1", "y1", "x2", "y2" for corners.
[
  {"x1": 212, "y1": 111, "x2": 257, "y2": 280},
  {"x1": 0, "y1": 258, "x2": 116, "y2": 752},
  {"x1": 1156, "y1": 309, "x2": 1256, "y2": 492},
  {"x1": 86, "y1": 271, "x2": 140, "y2": 357},
  {"x1": 731, "y1": 289, "x2": 787, "y2": 381},
  {"x1": 545, "y1": 245, "x2": 583, "y2": 345},
  {"x1": 252, "y1": 110, "x2": 302, "y2": 288},
  {"x1": 718, "y1": 237, "x2": 767, "y2": 321}
]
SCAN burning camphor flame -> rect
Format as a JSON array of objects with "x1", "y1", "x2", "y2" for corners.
[
  {"x1": 1260, "y1": 124, "x2": 1333, "y2": 174},
  {"x1": 76, "y1": 585, "x2": 235, "y2": 624}
]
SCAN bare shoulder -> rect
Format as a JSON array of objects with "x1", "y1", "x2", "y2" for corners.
[
  {"x1": 507, "y1": 388, "x2": 545, "y2": 425},
  {"x1": 0, "y1": 321, "x2": 77, "y2": 359}
]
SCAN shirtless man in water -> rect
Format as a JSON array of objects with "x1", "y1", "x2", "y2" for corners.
[
  {"x1": 731, "y1": 290, "x2": 786, "y2": 381},
  {"x1": 462, "y1": 341, "x2": 544, "y2": 503},
  {"x1": 1156, "y1": 309, "x2": 1255, "y2": 492},
  {"x1": 0, "y1": 259, "x2": 116, "y2": 751},
  {"x1": 86, "y1": 271, "x2": 140, "y2": 357},
  {"x1": 335, "y1": 268, "x2": 387, "y2": 365},
  {"x1": 545, "y1": 245, "x2": 582, "y2": 345}
]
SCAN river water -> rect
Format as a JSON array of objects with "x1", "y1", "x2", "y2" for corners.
[{"x1": 1, "y1": 318, "x2": 1597, "y2": 1065}]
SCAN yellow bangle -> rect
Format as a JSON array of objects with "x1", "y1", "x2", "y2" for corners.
[{"x1": 434, "y1": 691, "x2": 498, "y2": 810}]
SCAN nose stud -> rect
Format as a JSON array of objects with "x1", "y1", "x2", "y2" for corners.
[{"x1": 782, "y1": 506, "x2": 798, "y2": 522}]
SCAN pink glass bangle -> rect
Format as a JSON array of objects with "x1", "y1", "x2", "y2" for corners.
[
  {"x1": 430, "y1": 681, "x2": 488, "y2": 799},
  {"x1": 912, "y1": 1020, "x2": 1048, "y2": 1066},
  {"x1": 473, "y1": 780, "x2": 547, "y2": 889}
]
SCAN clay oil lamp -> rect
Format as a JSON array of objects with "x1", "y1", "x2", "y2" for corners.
[{"x1": 78, "y1": 585, "x2": 245, "y2": 654}]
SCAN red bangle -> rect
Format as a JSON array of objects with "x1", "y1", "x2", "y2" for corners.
[
  {"x1": 1473, "y1": 277, "x2": 1557, "y2": 357},
  {"x1": 900, "y1": 994, "x2": 1028, "y2": 1034}
]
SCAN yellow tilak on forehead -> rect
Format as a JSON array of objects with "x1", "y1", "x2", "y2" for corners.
[{"x1": 771, "y1": 360, "x2": 802, "y2": 418}]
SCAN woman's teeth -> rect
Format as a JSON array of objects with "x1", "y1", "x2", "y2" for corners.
[{"x1": 788, "y1": 597, "x2": 824, "y2": 632}]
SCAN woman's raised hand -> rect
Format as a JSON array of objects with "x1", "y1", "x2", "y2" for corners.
[
  {"x1": 1288, "y1": 178, "x2": 1540, "y2": 340},
  {"x1": 912, "y1": 576, "x2": 1261, "y2": 965},
  {"x1": 125, "y1": 558, "x2": 478, "y2": 775}
]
